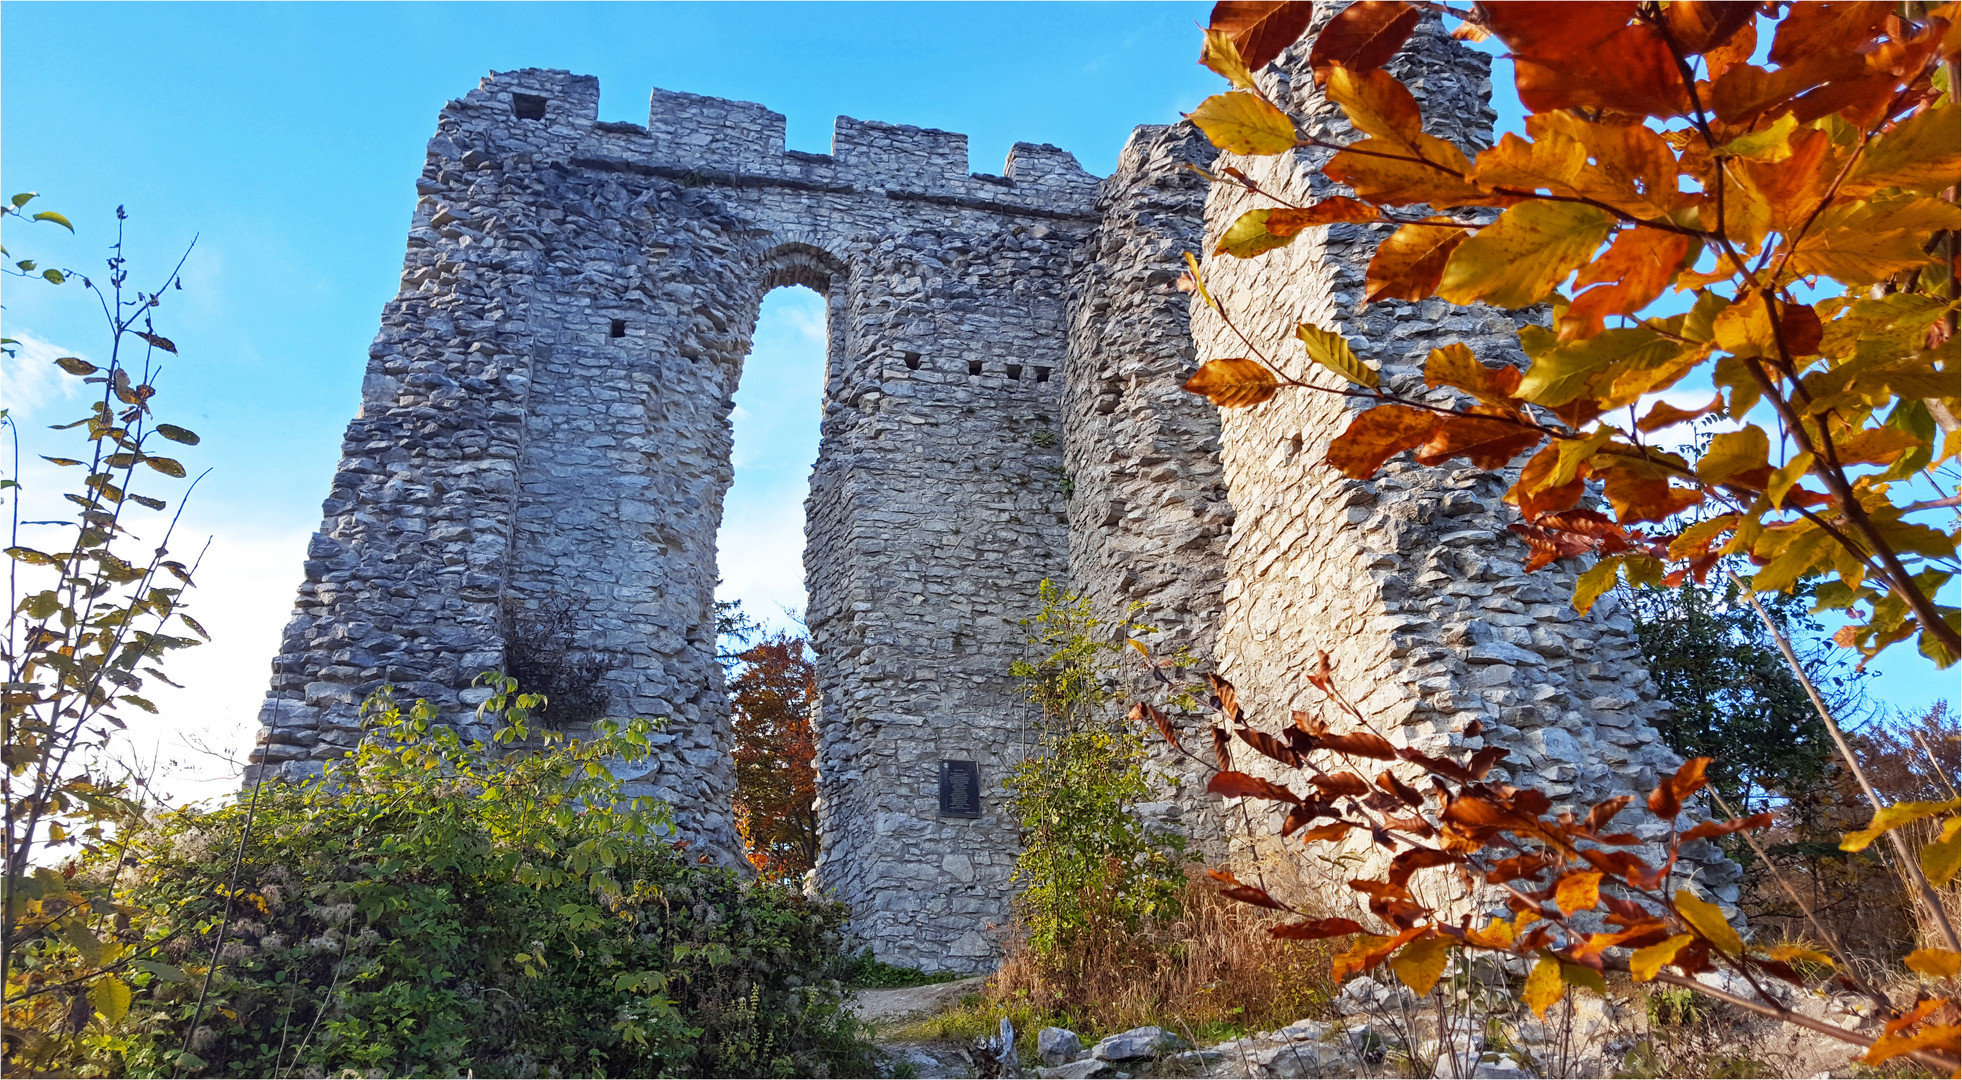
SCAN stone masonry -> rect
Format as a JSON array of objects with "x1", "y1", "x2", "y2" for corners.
[{"x1": 255, "y1": 4, "x2": 1730, "y2": 973}]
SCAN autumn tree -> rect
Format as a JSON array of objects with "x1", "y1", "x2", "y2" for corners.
[
  {"x1": 1153, "y1": 0, "x2": 1960, "y2": 1070},
  {"x1": 729, "y1": 632, "x2": 821, "y2": 882}
]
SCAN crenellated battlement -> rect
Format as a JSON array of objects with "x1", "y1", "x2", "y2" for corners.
[{"x1": 446, "y1": 68, "x2": 1098, "y2": 215}]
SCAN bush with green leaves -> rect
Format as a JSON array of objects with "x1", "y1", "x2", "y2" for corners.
[
  {"x1": 30, "y1": 679, "x2": 874, "y2": 1079},
  {"x1": 1004, "y1": 582, "x2": 1193, "y2": 960}
]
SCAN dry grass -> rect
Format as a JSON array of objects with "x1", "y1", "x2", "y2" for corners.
[{"x1": 984, "y1": 871, "x2": 1339, "y2": 1046}]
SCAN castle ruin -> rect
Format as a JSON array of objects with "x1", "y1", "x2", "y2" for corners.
[{"x1": 252, "y1": 10, "x2": 1725, "y2": 971}]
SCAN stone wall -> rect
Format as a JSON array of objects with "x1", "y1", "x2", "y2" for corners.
[{"x1": 254, "y1": 7, "x2": 1733, "y2": 975}]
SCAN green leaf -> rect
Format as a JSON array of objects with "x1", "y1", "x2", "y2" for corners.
[
  {"x1": 130, "y1": 958, "x2": 188, "y2": 982},
  {"x1": 11, "y1": 192, "x2": 36, "y2": 208},
  {"x1": 155, "y1": 423, "x2": 200, "y2": 445},
  {"x1": 42, "y1": 269, "x2": 64, "y2": 284},
  {"x1": 6, "y1": 546, "x2": 60, "y2": 566},
  {"x1": 33, "y1": 211, "x2": 74, "y2": 232},
  {"x1": 1516, "y1": 326, "x2": 1681, "y2": 407},
  {"x1": 1437, "y1": 201, "x2": 1615, "y2": 310},
  {"x1": 1715, "y1": 112, "x2": 1799, "y2": 162},
  {"x1": 1217, "y1": 208, "x2": 1299, "y2": 258},
  {"x1": 1296, "y1": 323, "x2": 1380, "y2": 388}
]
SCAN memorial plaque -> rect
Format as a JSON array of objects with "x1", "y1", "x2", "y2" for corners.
[{"x1": 939, "y1": 759, "x2": 981, "y2": 818}]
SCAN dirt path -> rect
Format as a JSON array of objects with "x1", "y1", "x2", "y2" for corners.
[{"x1": 851, "y1": 975, "x2": 988, "y2": 1026}]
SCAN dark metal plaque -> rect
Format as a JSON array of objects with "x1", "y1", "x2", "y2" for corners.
[{"x1": 939, "y1": 759, "x2": 981, "y2": 818}]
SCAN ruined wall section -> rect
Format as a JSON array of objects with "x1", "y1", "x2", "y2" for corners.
[
  {"x1": 808, "y1": 223, "x2": 1083, "y2": 970},
  {"x1": 1190, "y1": 13, "x2": 1737, "y2": 901},
  {"x1": 1061, "y1": 122, "x2": 1233, "y2": 851}
]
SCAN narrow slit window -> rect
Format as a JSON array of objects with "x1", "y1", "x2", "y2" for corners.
[
  {"x1": 610, "y1": 319, "x2": 627, "y2": 339},
  {"x1": 1035, "y1": 367, "x2": 1052, "y2": 383},
  {"x1": 512, "y1": 94, "x2": 548, "y2": 121},
  {"x1": 968, "y1": 360, "x2": 983, "y2": 376},
  {"x1": 1005, "y1": 363, "x2": 1023, "y2": 381},
  {"x1": 904, "y1": 351, "x2": 922, "y2": 370}
]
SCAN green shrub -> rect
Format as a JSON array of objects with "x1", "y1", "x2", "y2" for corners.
[
  {"x1": 1004, "y1": 582, "x2": 1193, "y2": 961},
  {"x1": 31, "y1": 679, "x2": 874, "y2": 1078}
]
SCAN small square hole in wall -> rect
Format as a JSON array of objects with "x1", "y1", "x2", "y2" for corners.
[
  {"x1": 609, "y1": 319, "x2": 627, "y2": 339},
  {"x1": 512, "y1": 94, "x2": 548, "y2": 121},
  {"x1": 1035, "y1": 366, "x2": 1052, "y2": 383},
  {"x1": 968, "y1": 360, "x2": 983, "y2": 376},
  {"x1": 1005, "y1": 364, "x2": 1023, "y2": 381},
  {"x1": 904, "y1": 351, "x2": 922, "y2": 370}
]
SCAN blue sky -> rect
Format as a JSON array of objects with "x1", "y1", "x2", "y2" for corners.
[{"x1": 2, "y1": 3, "x2": 1951, "y2": 800}]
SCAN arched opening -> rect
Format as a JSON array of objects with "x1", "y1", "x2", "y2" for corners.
[{"x1": 719, "y1": 255, "x2": 835, "y2": 881}]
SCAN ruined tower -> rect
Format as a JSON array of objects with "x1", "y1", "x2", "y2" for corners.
[{"x1": 254, "y1": 9, "x2": 1724, "y2": 972}]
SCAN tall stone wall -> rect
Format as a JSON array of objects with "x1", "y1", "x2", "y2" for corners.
[
  {"x1": 255, "y1": 10, "x2": 1734, "y2": 977},
  {"x1": 1186, "y1": 11, "x2": 1736, "y2": 901}
]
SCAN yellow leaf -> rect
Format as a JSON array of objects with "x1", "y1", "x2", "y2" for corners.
[
  {"x1": 1324, "y1": 135, "x2": 1495, "y2": 207},
  {"x1": 1841, "y1": 799, "x2": 1961, "y2": 852},
  {"x1": 1188, "y1": 92, "x2": 1298, "y2": 156},
  {"x1": 1391, "y1": 934, "x2": 1453, "y2": 997},
  {"x1": 1199, "y1": 28, "x2": 1259, "y2": 91},
  {"x1": 1674, "y1": 889, "x2": 1743, "y2": 956},
  {"x1": 1713, "y1": 296, "x2": 1778, "y2": 358},
  {"x1": 1716, "y1": 112, "x2": 1800, "y2": 162},
  {"x1": 1630, "y1": 934, "x2": 1694, "y2": 981},
  {"x1": 1183, "y1": 358, "x2": 1280, "y2": 408},
  {"x1": 1904, "y1": 947, "x2": 1960, "y2": 981},
  {"x1": 1787, "y1": 197, "x2": 1959, "y2": 286},
  {"x1": 1699, "y1": 426, "x2": 1770, "y2": 485},
  {"x1": 1842, "y1": 103, "x2": 1960, "y2": 198},
  {"x1": 1438, "y1": 202, "x2": 1615, "y2": 310},
  {"x1": 1297, "y1": 323, "x2": 1379, "y2": 388},
  {"x1": 1920, "y1": 814, "x2": 1960, "y2": 887},
  {"x1": 1522, "y1": 957, "x2": 1565, "y2": 1018},
  {"x1": 1573, "y1": 558, "x2": 1621, "y2": 615},
  {"x1": 1217, "y1": 208, "x2": 1298, "y2": 259},
  {"x1": 1182, "y1": 251, "x2": 1218, "y2": 312},
  {"x1": 1515, "y1": 326, "x2": 1683, "y2": 407},
  {"x1": 1323, "y1": 65, "x2": 1424, "y2": 148},
  {"x1": 1766, "y1": 943, "x2": 1835, "y2": 970},
  {"x1": 1463, "y1": 917, "x2": 1516, "y2": 949},
  {"x1": 1767, "y1": 452, "x2": 1813, "y2": 509},
  {"x1": 91, "y1": 975, "x2": 131, "y2": 1023}
]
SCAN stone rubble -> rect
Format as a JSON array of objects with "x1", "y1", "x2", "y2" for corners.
[{"x1": 254, "y1": 2, "x2": 1733, "y2": 971}]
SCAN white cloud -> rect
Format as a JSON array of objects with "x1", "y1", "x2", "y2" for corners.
[{"x1": 0, "y1": 331, "x2": 90, "y2": 416}]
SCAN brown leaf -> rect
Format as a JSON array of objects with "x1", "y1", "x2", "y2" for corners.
[
  {"x1": 1560, "y1": 228, "x2": 1692, "y2": 341},
  {"x1": 1325, "y1": 405, "x2": 1445, "y2": 479},
  {"x1": 1270, "y1": 917, "x2": 1367, "y2": 940},
  {"x1": 1507, "y1": 522, "x2": 1594, "y2": 571},
  {"x1": 1401, "y1": 747, "x2": 1478, "y2": 784},
  {"x1": 1365, "y1": 221, "x2": 1470, "y2": 305},
  {"x1": 1388, "y1": 847, "x2": 1457, "y2": 888},
  {"x1": 1598, "y1": 462, "x2": 1705, "y2": 526},
  {"x1": 1207, "y1": 867, "x2": 1289, "y2": 909},
  {"x1": 1292, "y1": 709, "x2": 1328, "y2": 738},
  {"x1": 1377, "y1": 770, "x2": 1426, "y2": 808},
  {"x1": 1485, "y1": 852, "x2": 1553, "y2": 884},
  {"x1": 1184, "y1": 357, "x2": 1280, "y2": 408},
  {"x1": 1312, "y1": 771, "x2": 1373, "y2": 798},
  {"x1": 1307, "y1": 1, "x2": 1421, "y2": 84},
  {"x1": 1208, "y1": 672, "x2": 1243, "y2": 725},
  {"x1": 1131, "y1": 701, "x2": 1182, "y2": 753},
  {"x1": 1208, "y1": 0, "x2": 1317, "y2": 70},
  {"x1": 1268, "y1": 197, "x2": 1381, "y2": 233},
  {"x1": 1209, "y1": 770, "x2": 1303, "y2": 805},
  {"x1": 1635, "y1": 395, "x2": 1722, "y2": 433},
  {"x1": 1298, "y1": 821, "x2": 1356, "y2": 842},
  {"x1": 1212, "y1": 726, "x2": 1235, "y2": 772},
  {"x1": 1319, "y1": 730, "x2": 1399, "y2": 760},
  {"x1": 1237, "y1": 725, "x2": 1299, "y2": 768},
  {"x1": 1768, "y1": 1, "x2": 1892, "y2": 66},
  {"x1": 1583, "y1": 795, "x2": 1633, "y2": 835},
  {"x1": 1415, "y1": 415, "x2": 1542, "y2": 470},
  {"x1": 1779, "y1": 302, "x2": 1823, "y2": 357},
  {"x1": 1510, "y1": 444, "x2": 1587, "y2": 520},
  {"x1": 1465, "y1": 746, "x2": 1510, "y2": 781},
  {"x1": 134, "y1": 331, "x2": 178, "y2": 354}
]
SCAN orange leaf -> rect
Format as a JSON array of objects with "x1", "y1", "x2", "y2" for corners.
[
  {"x1": 1184, "y1": 358, "x2": 1280, "y2": 407},
  {"x1": 1416, "y1": 415, "x2": 1542, "y2": 470},
  {"x1": 1208, "y1": 0, "x2": 1317, "y2": 71},
  {"x1": 1365, "y1": 221, "x2": 1470, "y2": 305},
  {"x1": 1267, "y1": 197, "x2": 1380, "y2": 233},
  {"x1": 1270, "y1": 917, "x2": 1366, "y2": 941},
  {"x1": 1862, "y1": 1023, "x2": 1960, "y2": 1067},
  {"x1": 1307, "y1": 1, "x2": 1421, "y2": 84},
  {"x1": 1313, "y1": 771, "x2": 1373, "y2": 798},
  {"x1": 1424, "y1": 342, "x2": 1523, "y2": 406},
  {"x1": 1237, "y1": 724, "x2": 1300, "y2": 768},
  {"x1": 1323, "y1": 65, "x2": 1425, "y2": 148},
  {"x1": 1680, "y1": 812, "x2": 1776, "y2": 841},
  {"x1": 1388, "y1": 847, "x2": 1457, "y2": 888},
  {"x1": 1482, "y1": 2, "x2": 1690, "y2": 117},
  {"x1": 1560, "y1": 228, "x2": 1692, "y2": 341},
  {"x1": 1509, "y1": 443, "x2": 1586, "y2": 520},
  {"x1": 1635, "y1": 395, "x2": 1721, "y2": 433},
  {"x1": 1769, "y1": 1, "x2": 1892, "y2": 66},
  {"x1": 1332, "y1": 927, "x2": 1425, "y2": 982},
  {"x1": 1555, "y1": 870, "x2": 1604, "y2": 915},
  {"x1": 1325, "y1": 405, "x2": 1445, "y2": 479},
  {"x1": 1208, "y1": 868, "x2": 1289, "y2": 910},
  {"x1": 1297, "y1": 821, "x2": 1356, "y2": 842},
  {"x1": 1663, "y1": 1, "x2": 1756, "y2": 55},
  {"x1": 1597, "y1": 462, "x2": 1705, "y2": 525},
  {"x1": 1472, "y1": 112, "x2": 1683, "y2": 219},
  {"x1": 1325, "y1": 138, "x2": 1496, "y2": 208}
]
